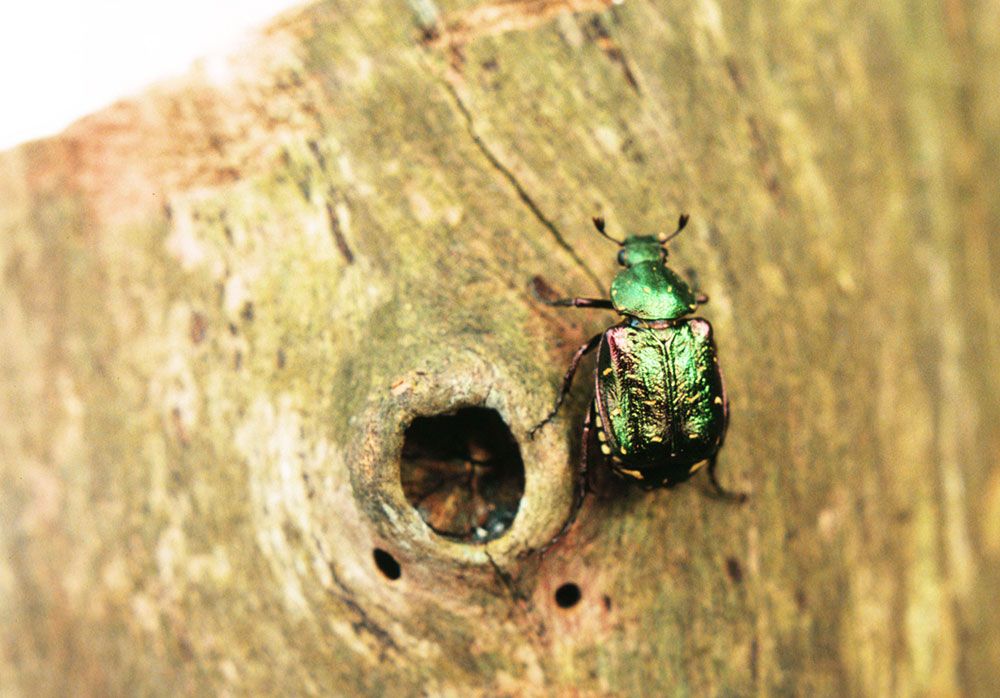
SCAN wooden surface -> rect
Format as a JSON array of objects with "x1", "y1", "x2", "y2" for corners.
[{"x1": 2, "y1": 0, "x2": 999, "y2": 694}]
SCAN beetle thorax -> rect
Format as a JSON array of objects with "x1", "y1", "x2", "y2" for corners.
[{"x1": 610, "y1": 260, "x2": 697, "y2": 320}]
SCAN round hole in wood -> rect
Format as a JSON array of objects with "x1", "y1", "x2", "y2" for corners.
[
  {"x1": 554, "y1": 582, "x2": 581, "y2": 608},
  {"x1": 400, "y1": 407, "x2": 524, "y2": 543}
]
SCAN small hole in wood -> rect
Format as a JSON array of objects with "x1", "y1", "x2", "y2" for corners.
[
  {"x1": 373, "y1": 548, "x2": 401, "y2": 580},
  {"x1": 401, "y1": 407, "x2": 524, "y2": 543},
  {"x1": 725, "y1": 556, "x2": 743, "y2": 584},
  {"x1": 555, "y1": 582, "x2": 581, "y2": 608}
]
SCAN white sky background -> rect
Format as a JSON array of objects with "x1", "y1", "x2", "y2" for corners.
[{"x1": 0, "y1": 0, "x2": 306, "y2": 151}]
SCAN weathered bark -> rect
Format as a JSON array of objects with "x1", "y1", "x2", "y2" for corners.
[{"x1": 2, "y1": 0, "x2": 999, "y2": 694}]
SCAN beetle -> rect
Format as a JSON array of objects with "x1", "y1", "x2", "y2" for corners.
[{"x1": 531, "y1": 215, "x2": 744, "y2": 511}]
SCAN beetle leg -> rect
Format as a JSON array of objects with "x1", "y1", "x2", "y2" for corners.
[
  {"x1": 544, "y1": 297, "x2": 615, "y2": 309},
  {"x1": 706, "y1": 455, "x2": 748, "y2": 503},
  {"x1": 538, "y1": 404, "x2": 595, "y2": 555},
  {"x1": 529, "y1": 332, "x2": 603, "y2": 438},
  {"x1": 531, "y1": 275, "x2": 614, "y2": 309},
  {"x1": 681, "y1": 267, "x2": 709, "y2": 305},
  {"x1": 702, "y1": 359, "x2": 742, "y2": 500}
]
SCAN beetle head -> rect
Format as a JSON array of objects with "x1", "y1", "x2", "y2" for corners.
[
  {"x1": 603, "y1": 214, "x2": 698, "y2": 320},
  {"x1": 592, "y1": 214, "x2": 690, "y2": 268},
  {"x1": 616, "y1": 236, "x2": 664, "y2": 267}
]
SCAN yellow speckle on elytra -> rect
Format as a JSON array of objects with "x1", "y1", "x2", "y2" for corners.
[
  {"x1": 620, "y1": 447, "x2": 628, "y2": 455},
  {"x1": 714, "y1": 396, "x2": 723, "y2": 404},
  {"x1": 597, "y1": 430, "x2": 607, "y2": 443},
  {"x1": 689, "y1": 461, "x2": 706, "y2": 474},
  {"x1": 602, "y1": 367, "x2": 613, "y2": 376},
  {"x1": 650, "y1": 436, "x2": 663, "y2": 443},
  {"x1": 620, "y1": 468, "x2": 643, "y2": 480},
  {"x1": 600, "y1": 443, "x2": 612, "y2": 455}
]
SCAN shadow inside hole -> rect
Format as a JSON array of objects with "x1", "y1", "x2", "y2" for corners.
[
  {"x1": 555, "y1": 582, "x2": 581, "y2": 608},
  {"x1": 401, "y1": 407, "x2": 524, "y2": 543},
  {"x1": 373, "y1": 548, "x2": 401, "y2": 580}
]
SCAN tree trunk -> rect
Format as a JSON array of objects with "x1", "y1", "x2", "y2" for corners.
[{"x1": 2, "y1": 0, "x2": 999, "y2": 695}]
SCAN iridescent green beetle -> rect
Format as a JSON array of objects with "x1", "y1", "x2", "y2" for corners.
[{"x1": 531, "y1": 215, "x2": 743, "y2": 503}]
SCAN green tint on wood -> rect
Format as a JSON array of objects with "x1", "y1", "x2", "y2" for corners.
[{"x1": 1, "y1": 0, "x2": 1000, "y2": 695}]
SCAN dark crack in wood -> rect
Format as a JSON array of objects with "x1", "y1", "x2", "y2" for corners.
[
  {"x1": 325, "y1": 198, "x2": 356, "y2": 264},
  {"x1": 437, "y1": 77, "x2": 604, "y2": 290}
]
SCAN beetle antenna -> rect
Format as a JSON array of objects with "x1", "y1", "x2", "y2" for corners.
[
  {"x1": 592, "y1": 216, "x2": 625, "y2": 245},
  {"x1": 659, "y1": 213, "x2": 690, "y2": 245}
]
